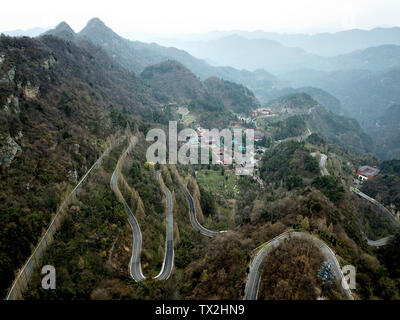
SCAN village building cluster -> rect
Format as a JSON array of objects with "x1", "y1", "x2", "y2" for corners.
[{"x1": 193, "y1": 126, "x2": 266, "y2": 187}]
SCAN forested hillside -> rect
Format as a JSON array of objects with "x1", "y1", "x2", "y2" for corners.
[
  {"x1": 1, "y1": 15, "x2": 400, "y2": 302},
  {"x1": 261, "y1": 93, "x2": 373, "y2": 155},
  {"x1": 0, "y1": 34, "x2": 162, "y2": 297},
  {"x1": 140, "y1": 60, "x2": 260, "y2": 127}
]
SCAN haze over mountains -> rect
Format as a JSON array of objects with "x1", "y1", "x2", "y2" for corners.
[
  {"x1": 36, "y1": 18, "x2": 400, "y2": 160},
  {"x1": 2, "y1": 17, "x2": 400, "y2": 159},
  {"x1": 10, "y1": 24, "x2": 400, "y2": 58},
  {"x1": 42, "y1": 19, "x2": 284, "y2": 103},
  {"x1": 134, "y1": 27, "x2": 400, "y2": 160},
  {"x1": 2, "y1": 14, "x2": 400, "y2": 302},
  {"x1": 2, "y1": 27, "x2": 50, "y2": 38},
  {"x1": 147, "y1": 35, "x2": 400, "y2": 75},
  {"x1": 145, "y1": 27, "x2": 400, "y2": 57}
]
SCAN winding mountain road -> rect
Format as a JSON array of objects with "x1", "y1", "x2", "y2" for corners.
[
  {"x1": 366, "y1": 236, "x2": 392, "y2": 247},
  {"x1": 351, "y1": 187, "x2": 400, "y2": 228},
  {"x1": 308, "y1": 154, "x2": 398, "y2": 247},
  {"x1": 177, "y1": 179, "x2": 220, "y2": 237},
  {"x1": 110, "y1": 136, "x2": 146, "y2": 281},
  {"x1": 5, "y1": 134, "x2": 127, "y2": 300},
  {"x1": 311, "y1": 152, "x2": 329, "y2": 176},
  {"x1": 275, "y1": 128, "x2": 312, "y2": 146},
  {"x1": 154, "y1": 171, "x2": 174, "y2": 280},
  {"x1": 310, "y1": 153, "x2": 396, "y2": 247},
  {"x1": 351, "y1": 187, "x2": 399, "y2": 247},
  {"x1": 244, "y1": 231, "x2": 354, "y2": 300}
]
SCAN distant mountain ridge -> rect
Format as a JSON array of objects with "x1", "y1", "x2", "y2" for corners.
[
  {"x1": 155, "y1": 34, "x2": 400, "y2": 75},
  {"x1": 246, "y1": 27, "x2": 400, "y2": 56},
  {"x1": 367, "y1": 104, "x2": 400, "y2": 160},
  {"x1": 282, "y1": 67, "x2": 400, "y2": 128},
  {"x1": 149, "y1": 26, "x2": 400, "y2": 57},
  {"x1": 42, "y1": 19, "x2": 285, "y2": 102},
  {"x1": 2, "y1": 27, "x2": 51, "y2": 37},
  {"x1": 13, "y1": 25, "x2": 400, "y2": 57},
  {"x1": 43, "y1": 19, "x2": 355, "y2": 114},
  {"x1": 42, "y1": 18, "x2": 400, "y2": 159}
]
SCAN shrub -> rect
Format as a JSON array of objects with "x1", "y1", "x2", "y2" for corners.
[{"x1": 312, "y1": 176, "x2": 345, "y2": 202}]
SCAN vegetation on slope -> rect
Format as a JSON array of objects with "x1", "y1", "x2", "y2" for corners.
[
  {"x1": 259, "y1": 238, "x2": 340, "y2": 300},
  {"x1": 141, "y1": 60, "x2": 254, "y2": 128},
  {"x1": 22, "y1": 141, "x2": 138, "y2": 299},
  {"x1": 2, "y1": 18, "x2": 400, "y2": 301},
  {"x1": 260, "y1": 141, "x2": 320, "y2": 190},
  {"x1": 0, "y1": 34, "x2": 159, "y2": 297},
  {"x1": 362, "y1": 159, "x2": 400, "y2": 212},
  {"x1": 203, "y1": 77, "x2": 260, "y2": 114},
  {"x1": 262, "y1": 93, "x2": 374, "y2": 155}
]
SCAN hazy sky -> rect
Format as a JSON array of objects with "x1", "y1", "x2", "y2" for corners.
[{"x1": 1, "y1": 0, "x2": 400, "y2": 34}]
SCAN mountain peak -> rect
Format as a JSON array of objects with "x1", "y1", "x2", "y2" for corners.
[
  {"x1": 55, "y1": 21, "x2": 74, "y2": 33},
  {"x1": 43, "y1": 21, "x2": 76, "y2": 40},
  {"x1": 80, "y1": 17, "x2": 112, "y2": 34},
  {"x1": 79, "y1": 17, "x2": 116, "y2": 41},
  {"x1": 86, "y1": 17, "x2": 106, "y2": 28}
]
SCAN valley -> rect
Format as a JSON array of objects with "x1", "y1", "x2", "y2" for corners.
[{"x1": 1, "y1": 15, "x2": 400, "y2": 302}]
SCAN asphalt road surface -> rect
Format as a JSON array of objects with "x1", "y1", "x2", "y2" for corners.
[
  {"x1": 351, "y1": 187, "x2": 399, "y2": 247},
  {"x1": 366, "y1": 236, "x2": 392, "y2": 247},
  {"x1": 244, "y1": 231, "x2": 354, "y2": 300},
  {"x1": 360, "y1": 228, "x2": 392, "y2": 247},
  {"x1": 5, "y1": 135, "x2": 127, "y2": 300},
  {"x1": 110, "y1": 137, "x2": 145, "y2": 281},
  {"x1": 154, "y1": 171, "x2": 174, "y2": 280},
  {"x1": 351, "y1": 187, "x2": 400, "y2": 228},
  {"x1": 178, "y1": 180, "x2": 220, "y2": 237},
  {"x1": 311, "y1": 152, "x2": 329, "y2": 176},
  {"x1": 275, "y1": 128, "x2": 312, "y2": 146}
]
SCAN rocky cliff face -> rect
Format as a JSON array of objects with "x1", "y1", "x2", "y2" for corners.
[
  {"x1": 2, "y1": 94, "x2": 19, "y2": 114},
  {"x1": 0, "y1": 134, "x2": 21, "y2": 167},
  {"x1": 0, "y1": 67, "x2": 15, "y2": 85}
]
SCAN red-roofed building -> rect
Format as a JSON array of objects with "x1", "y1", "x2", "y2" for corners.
[
  {"x1": 254, "y1": 129, "x2": 265, "y2": 141},
  {"x1": 357, "y1": 165, "x2": 380, "y2": 182}
]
